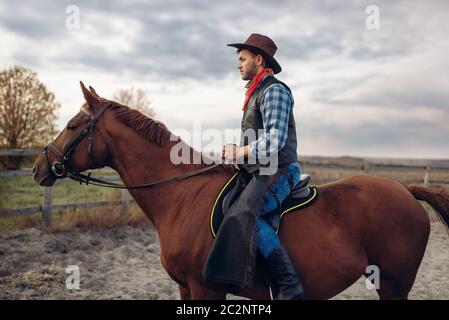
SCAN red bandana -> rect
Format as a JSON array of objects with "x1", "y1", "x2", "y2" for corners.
[{"x1": 242, "y1": 68, "x2": 274, "y2": 111}]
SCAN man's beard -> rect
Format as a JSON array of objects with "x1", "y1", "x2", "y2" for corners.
[{"x1": 242, "y1": 66, "x2": 257, "y2": 81}]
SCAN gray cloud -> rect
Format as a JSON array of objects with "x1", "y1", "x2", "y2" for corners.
[
  {"x1": 301, "y1": 118, "x2": 449, "y2": 157},
  {"x1": 1, "y1": 0, "x2": 448, "y2": 158},
  {"x1": 316, "y1": 57, "x2": 449, "y2": 111},
  {"x1": 0, "y1": 1, "x2": 66, "y2": 39},
  {"x1": 4, "y1": 0, "x2": 433, "y2": 80}
]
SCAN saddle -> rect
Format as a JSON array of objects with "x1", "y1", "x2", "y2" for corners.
[{"x1": 210, "y1": 170, "x2": 318, "y2": 237}]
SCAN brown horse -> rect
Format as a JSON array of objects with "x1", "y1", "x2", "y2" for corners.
[{"x1": 33, "y1": 82, "x2": 449, "y2": 300}]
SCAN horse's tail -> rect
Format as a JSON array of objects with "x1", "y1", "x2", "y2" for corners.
[{"x1": 404, "y1": 184, "x2": 449, "y2": 232}]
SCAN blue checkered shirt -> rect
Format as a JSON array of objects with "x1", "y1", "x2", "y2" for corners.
[{"x1": 248, "y1": 77, "x2": 294, "y2": 158}]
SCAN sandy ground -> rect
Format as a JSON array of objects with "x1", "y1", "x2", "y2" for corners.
[{"x1": 0, "y1": 222, "x2": 448, "y2": 300}]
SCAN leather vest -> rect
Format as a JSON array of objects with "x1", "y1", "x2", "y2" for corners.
[{"x1": 239, "y1": 76, "x2": 298, "y2": 173}]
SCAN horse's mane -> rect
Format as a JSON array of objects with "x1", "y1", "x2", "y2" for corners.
[
  {"x1": 105, "y1": 101, "x2": 235, "y2": 174},
  {"x1": 109, "y1": 102, "x2": 171, "y2": 147}
]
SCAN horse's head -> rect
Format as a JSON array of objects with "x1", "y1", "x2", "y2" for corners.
[{"x1": 33, "y1": 81, "x2": 111, "y2": 186}]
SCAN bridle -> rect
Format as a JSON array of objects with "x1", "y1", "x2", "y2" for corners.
[
  {"x1": 42, "y1": 102, "x2": 221, "y2": 189},
  {"x1": 44, "y1": 103, "x2": 111, "y2": 179}
]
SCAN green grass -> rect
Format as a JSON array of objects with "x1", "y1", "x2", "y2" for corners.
[
  {"x1": 0, "y1": 205, "x2": 146, "y2": 234},
  {"x1": 0, "y1": 171, "x2": 121, "y2": 210},
  {"x1": 0, "y1": 164, "x2": 448, "y2": 233},
  {"x1": 1, "y1": 165, "x2": 448, "y2": 211},
  {"x1": 0, "y1": 169, "x2": 140, "y2": 233}
]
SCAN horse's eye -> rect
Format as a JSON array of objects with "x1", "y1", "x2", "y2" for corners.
[{"x1": 67, "y1": 122, "x2": 77, "y2": 130}]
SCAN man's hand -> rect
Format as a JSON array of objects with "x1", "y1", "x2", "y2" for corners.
[{"x1": 222, "y1": 144, "x2": 249, "y2": 162}]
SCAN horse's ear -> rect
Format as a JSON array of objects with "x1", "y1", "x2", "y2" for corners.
[
  {"x1": 80, "y1": 81, "x2": 99, "y2": 107},
  {"x1": 89, "y1": 86, "x2": 100, "y2": 98}
]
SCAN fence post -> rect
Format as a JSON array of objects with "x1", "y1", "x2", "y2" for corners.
[
  {"x1": 424, "y1": 165, "x2": 431, "y2": 185},
  {"x1": 42, "y1": 187, "x2": 52, "y2": 225},
  {"x1": 121, "y1": 189, "x2": 130, "y2": 214},
  {"x1": 363, "y1": 160, "x2": 370, "y2": 175}
]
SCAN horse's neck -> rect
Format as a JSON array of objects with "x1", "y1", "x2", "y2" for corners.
[{"x1": 107, "y1": 129, "x2": 218, "y2": 228}]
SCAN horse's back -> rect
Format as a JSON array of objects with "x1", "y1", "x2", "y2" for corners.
[{"x1": 271, "y1": 175, "x2": 430, "y2": 299}]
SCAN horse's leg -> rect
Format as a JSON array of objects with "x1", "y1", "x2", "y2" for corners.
[
  {"x1": 179, "y1": 285, "x2": 192, "y2": 300},
  {"x1": 376, "y1": 275, "x2": 410, "y2": 300},
  {"x1": 188, "y1": 279, "x2": 226, "y2": 300},
  {"x1": 372, "y1": 182, "x2": 431, "y2": 300}
]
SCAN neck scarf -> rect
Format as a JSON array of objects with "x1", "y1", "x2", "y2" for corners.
[{"x1": 242, "y1": 68, "x2": 274, "y2": 111}]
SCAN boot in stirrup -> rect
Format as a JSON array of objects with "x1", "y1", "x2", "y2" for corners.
[{"x1": 266, "y1": 245, "x2": 305, "y2": 300}]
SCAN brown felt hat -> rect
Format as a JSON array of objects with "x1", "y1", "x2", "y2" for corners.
[{"x1": 227, "y1": 33, "x2": 282, "y2": 74}]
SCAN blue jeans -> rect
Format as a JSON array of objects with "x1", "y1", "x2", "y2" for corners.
[{"x1": 256, "y1": 162, "x2": 302, "y2": 258}]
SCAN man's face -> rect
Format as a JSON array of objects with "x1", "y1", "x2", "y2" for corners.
[{"x1": 238, "y1": 49, "x2": 259, "y2": 81}]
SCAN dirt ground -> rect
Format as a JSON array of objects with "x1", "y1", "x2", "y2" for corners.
[{"x1": 0, "y1": 221, "x2": 448, "y2": 300}]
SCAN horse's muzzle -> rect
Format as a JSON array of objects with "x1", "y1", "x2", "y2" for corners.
[{"x1": 32, "y1": 159, "x2": 56, "y2": 187}]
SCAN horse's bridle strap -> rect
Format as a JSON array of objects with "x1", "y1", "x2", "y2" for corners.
[
  {"x1": 47, "y1": 143, "x2": 64, "y2": 158},
  {"x1": 68, "y1": 163, "x2": 224, "y2": 189},
  {"x1": 44, "y1": 102, "x2": 224, "y2": 189},
  {"x1": 44, "y1": 103, "x2": 113, "y2": 177}
]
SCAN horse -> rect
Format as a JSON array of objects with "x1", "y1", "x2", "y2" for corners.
[{"x1": 32, "y1": 82, "x2": 449, "y2": 300}]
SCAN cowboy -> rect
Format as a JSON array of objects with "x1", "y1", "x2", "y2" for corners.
[{"x1": 220, "y1": 34, "x2": 305, "y2": 300}]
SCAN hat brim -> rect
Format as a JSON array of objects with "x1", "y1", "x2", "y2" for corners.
[{"x1": 227, "y1": 43, "x2": 282, "y2": 74}]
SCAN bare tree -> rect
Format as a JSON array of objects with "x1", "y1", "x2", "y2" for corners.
[
  {"x1": 113, "y1": 87, "x2": 156, "y2": 117},
  {"x1": 0, "y1": 65, "x2": 60, "y2": 169}
]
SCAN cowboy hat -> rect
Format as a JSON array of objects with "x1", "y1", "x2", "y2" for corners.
[{"x1": 227, "y1": 33, "x2": 282, "y2": 74}]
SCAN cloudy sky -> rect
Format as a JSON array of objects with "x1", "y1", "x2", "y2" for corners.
[{"x1": 1, "y1": 0, "x2": 448, "y2": 159}]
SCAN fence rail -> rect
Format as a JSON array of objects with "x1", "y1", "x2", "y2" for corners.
[
  {"x1": 0, "y1": 148, "x2": 41, "y2": 156},
  {"x1": 0, "y1": 170, "x2": 133, "y2": 224},
  {"x1": 0, "y1": 186, "x2": 133, "y2": 225},
  {"x1": 1, "y1": 148, "x2": 448, "y2": 225}
]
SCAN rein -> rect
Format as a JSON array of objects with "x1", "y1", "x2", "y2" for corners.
[
  {"x1": 67, "y1": 164, "x2": 222, "y2": 189},
  {"x1": 43, "y1": 102, "x2": 223, "y2": 190}
]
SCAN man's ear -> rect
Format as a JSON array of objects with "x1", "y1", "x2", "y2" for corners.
[
  {"x1": 256, "y1": 54, "x2": 265, "y2": 68},
  {"x1": 80, "y1": 81, "x2": 100, "y2": 107}
]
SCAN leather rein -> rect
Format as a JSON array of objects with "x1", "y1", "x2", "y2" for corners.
[{"x1": 43, "y1": 102, "x2": 222, "y2": 189}]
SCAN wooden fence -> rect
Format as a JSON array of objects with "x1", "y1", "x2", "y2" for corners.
[
  {"x1": 0, "y1": 148, "x2": 133, "y2": 224},
  {"x1": 0, "y1": 177, "x2": 133, "y2": 225},
  {"x1": 301, "y1": 159, "x2": 444, "y2": 185},
  {"x1": 0, "y1": 148, "x2": 41, "y2": 156},
  {"x1": 1, "y1": 148, "x2": 447, "y2": 225}
]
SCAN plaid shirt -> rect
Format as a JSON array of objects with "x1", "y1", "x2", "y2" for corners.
[{"x1": 248, "y1": 77, "x2": 294, "y2": 158}]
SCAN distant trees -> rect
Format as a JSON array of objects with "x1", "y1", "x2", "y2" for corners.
[
  {"x1": 0, "y1": 65, "x2": 60, "y2": 169},
  {"x1": 113, "y1": 87, "x2": 156, "y2": 118}
]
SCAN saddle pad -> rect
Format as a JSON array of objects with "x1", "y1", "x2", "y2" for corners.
[{"x1": 210, "y1": 172, "x2": 318, "y2": 237}]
